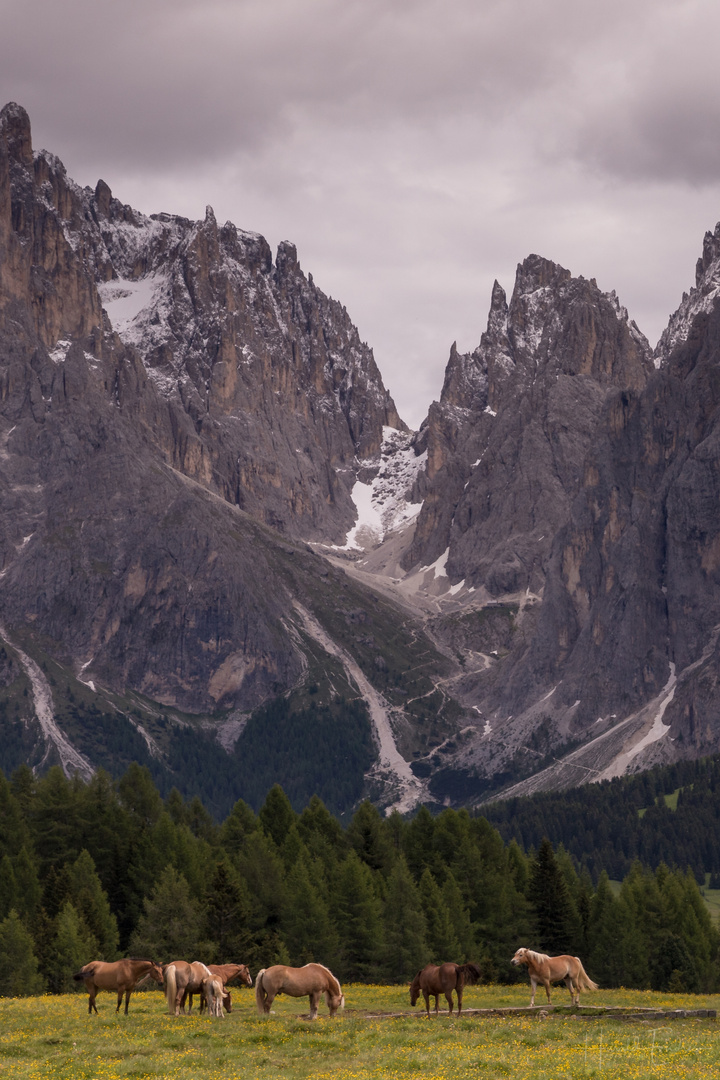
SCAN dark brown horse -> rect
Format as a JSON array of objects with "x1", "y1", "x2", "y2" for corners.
[
  {"x1": 410, "y1": 962, "x2": 481, "y2": 1017},
  {"x1": 73, "y1": 958, "x2": 164, "y2": 1014}
]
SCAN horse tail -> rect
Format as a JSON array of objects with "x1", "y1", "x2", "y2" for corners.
[
  {"x1": 165, "y1": 964, "x2": 178, "y2": 1014},
  {"x1": 73, "y1": 964, "x2": 94, "y2": 981},
  {"x1": 255, "y1": 969, "x2": 268, "y2": 1015},
  {"x1": 457, "y1": 962, "x2": 482, "y2": 987},
  {"x1": 575, "y1": 959, "x2": 598, "y2": 991}
]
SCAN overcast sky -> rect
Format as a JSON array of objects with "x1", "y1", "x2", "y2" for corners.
[{"x1": 4, "y1": 0, "x2": 720, "y2": 427}]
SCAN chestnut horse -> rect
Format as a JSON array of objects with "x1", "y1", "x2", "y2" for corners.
[
  {"x1": 73, "y1": 958, "x2": 164, "y2": 1015},
  {"x1": 410, "y1": 962, "x2": 482, "y2": 1016},
  {"x1": 255, "y1": 963, "x2": 345, "y2": 1019},
  {"x1": 511, "y1": 948, "x2": 598, "y2": 1006},
  {"x1": 183, "y1": 962, "x2": 252, "y2": 1014}
]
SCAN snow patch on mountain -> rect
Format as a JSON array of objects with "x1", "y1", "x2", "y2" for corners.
[
  {"x1": 99, "y1": 276, "x2": 165, "y2": 338},
  {"x1": 341, "y1": 427, "x2": 425, "y2": 550}
]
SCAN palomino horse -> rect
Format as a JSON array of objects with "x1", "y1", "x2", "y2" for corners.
[
  {"x1": 73, "y1": 958, "x2": 164, "y2": 1014},
  {"x1": 202, "y1": 975, "x2": 226, "y2": 1018},
  {"x1": 255, "y1": 963, "x2": 345, "y2": 1019},
  {"x1": 165, "y1": 961, "x2": 215, "y2": 1016},
  {"x1": 511, "y1": 948, "x2": 598, "y2": 1006},
  {"x1": 183, "y1": 963, "x2": 252, "y2": 1013},
  {"x1": 410, "y1": 962, "x2": 482, "y2": 1017}
]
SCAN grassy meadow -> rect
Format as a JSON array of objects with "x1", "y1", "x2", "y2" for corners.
[{"x1": 1, "y1": 984, "x2": 720, "y2": 1080}]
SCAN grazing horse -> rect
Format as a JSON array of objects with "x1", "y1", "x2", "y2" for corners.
[
  {"x1": 409, "y1": 962, "x2": 482, "y2": 1017},
  {"x1": 183, "y1": 962, "x2": 252, "y2": 1014},
  {"x1": 255, "y1": 963, "x2": 345, "y2": 1019},
  {"x1": 202, "y1": 975, "x2": 226, "y2": 1018},
  {"x1": 165, "y1": 960, "x2": 214, "y2": 1016},
  {"x1": 511, "y1": 948, "x2": 598, "y2": 1007},
  {"x1": 73, "y1": 958, "x2": 164, "y2": 1015}
]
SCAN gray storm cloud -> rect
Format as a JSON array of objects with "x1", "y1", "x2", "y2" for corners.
[{"x1": 2, "y1": 0, "x2": 720, "y2": 426}]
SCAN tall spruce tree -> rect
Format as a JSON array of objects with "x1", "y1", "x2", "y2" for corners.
[
  {"x1": 334, "y1": 851, "x2": 384, "y2": 981},
  {"x1": 529, "y1": 838, "x2": 578, "y2": 954},
  {"x1": 380, "y1": 856, "x2": 427, "y2": 982},
  {"x1": 47, "y1": 901, "x2": 97, "y2": 993},
  {"x1": 419, "y1": 868, "x2": 461, "y2": 962},
  {"x1": 280, "y1": 854, "x2": 338, "y2": 968},
  {"x1": 129, "y1": 865, "x2": 206, "y2": 960}
]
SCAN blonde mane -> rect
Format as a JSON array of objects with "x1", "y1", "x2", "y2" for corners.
[
  {"x1": 525, "y1": 949, "x2": 550, "y2": 965},
  {"x1": 304, "y1": 962, "x2": 343, "y2": 996}
]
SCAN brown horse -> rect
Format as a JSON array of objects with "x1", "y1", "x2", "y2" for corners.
[
  {"x1": 511, "y1": 948, "x2": 598, "y2": 1006},
  {"x1": 73, "y1": 958, "x2": 164, "y2": 1015},
  {"x1": 165, "y1": 960, "x2": 214, "y2": 1016},
  {"x1": 183, "y1": 962, "x2": 252, "y2": 1013},
  {"x1": 255, "y1": 963, "x2": 345, "y2": 1019},
  {"x1": 409, "y1": 962, "x2": 482, "y2": 1017}
]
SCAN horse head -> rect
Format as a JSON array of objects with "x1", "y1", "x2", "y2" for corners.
[
  {"x1": 150, "y1": 962, "x2": 165, "y2": 985},
  {"x1": 409, "y1": 970, "x2": 422, "y2": 1005},
  {"x1": 511, "y1": 948, "x2": 528, "y2": 967},
  {"x1": 238, "y1": 964, "x2": 253, "y2": 987}
]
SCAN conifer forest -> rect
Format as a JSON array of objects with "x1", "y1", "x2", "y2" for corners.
[{"x1": 1, "y1": 758, "x2": 719, "y2": 1000}]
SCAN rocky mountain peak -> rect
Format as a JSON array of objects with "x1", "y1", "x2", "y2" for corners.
[
  {"x1": 0, "y1": 102, "x2": 32, "y2": 167},
  {"x1": 656, "y1": 221, "x2": 720, "y2": 365},
  {"x1": 404, "y1": 255, "x2": 653, "y2": 589}
]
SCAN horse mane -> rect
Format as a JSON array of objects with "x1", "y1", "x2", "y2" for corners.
[
  {"x1": 526, "y1": 950, "x2": 550, "y2": 965},
  {"x1": 306, "y1": 962, "x2": 343, "y2": 997},
  {"x1": 458, "y1": 962, "x2": 482, "y2": 985}
]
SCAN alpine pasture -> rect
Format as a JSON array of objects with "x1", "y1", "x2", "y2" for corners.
[{"x1": 2, "y1": 984, "x2": 720, "y2": 1080}]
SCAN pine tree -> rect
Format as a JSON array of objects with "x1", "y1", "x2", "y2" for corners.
[
  {"x1": 0, "y1": 855, "x2": 17, "y2": 921},
  {"x1": 12, "y1": 846, "x2": 41, "y2": 923},
  {"x1": 334, "y1": 850, "x2": 384, "y2": 981},
  {"x1": 281, "y1": 855, "x2": 338, "y2": 968},
  {"x1": 347, "y1": 801, "x2": 395, "y2": 876},
  {"x1": 129, "y1": 865, "x2": 205, "y2": 960},
  {"x1": 219, "y1": 799, "x2": 259, "y2": 859},
  {"x1": 380, "y1": 856, "x2": 427, "y2": 982},
  {"x1": 259, "y1": 785, "x2": 296, "y2": 848},
  {"x1": 201, "y1": 859, "x2": 252, "y2": 963},
  {"x1": 48, "y1": 901, "x2": 97, "y2": 993},
  {"x1": 419, "y1": 868, "x2": 461, "y2": 962},
  {"x1": 66, "y1": 850, "x2": 119, "y2": 960},
  {"x1": 0, "y1": 910, "x2": 44, "y2": 995},
  {"x1": 529, "y1": 838, "x2": 578, "y2": 954},
  {"x1": 441, "y1": 871, "x2": 476, "y2": 962}
]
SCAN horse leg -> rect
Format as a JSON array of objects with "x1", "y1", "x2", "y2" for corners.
[
  {"x1": 263, "y1": 989, "x2": 276, "y2": 1015},
  {"x1": 88, "y1": 983, "x2": 98, "y2": 1015},
  {"x1": 543, "y1": 978, "x2": 552, "y2": 1005},
  {"x1": 308, "y1": 991, "x2": 320, "y2": 1020},
  {"x1": 529, "y1": 976, "x2": 537, "y2": 1007},
  {"x1": 124, "y1": 990, "x2": 131, "y2": 1015},
  {"x1": 566, "y1": 977, "x2": 578, "y2": 1006},
  {"x1": 456, "y1": 986, "x2": 463, "y2": 1016},
  {"x1": 116, "y1": 988, "x2": 123, "y2": 1012},
  {"x1": 445, "y1": 990, "x2": 453, "y2": 1016}
]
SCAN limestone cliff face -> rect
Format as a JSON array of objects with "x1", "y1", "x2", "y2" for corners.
[
  {"x1": 0, "y1": 103, "x2": 401, "y2": 546},
  {"x1": 521, "y1": 225, "x2": 720, "y2": 742},
  {"x1": 450, "y1": 224, "x2": 720, "y2": 788},
  {"x1": 0, "y1": 103, "x2": 404, "y2": 716},
  {"x1": 405, "y1": 256, "x2": 652, "y2": 596}
]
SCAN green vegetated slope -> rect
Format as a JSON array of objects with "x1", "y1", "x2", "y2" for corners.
[
  {"x1": 481, "y1": 754, "x2": 720, "y2": 882},
  {"x1": 0, "y1": 536, "x2": 457, "y2": 818}
]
